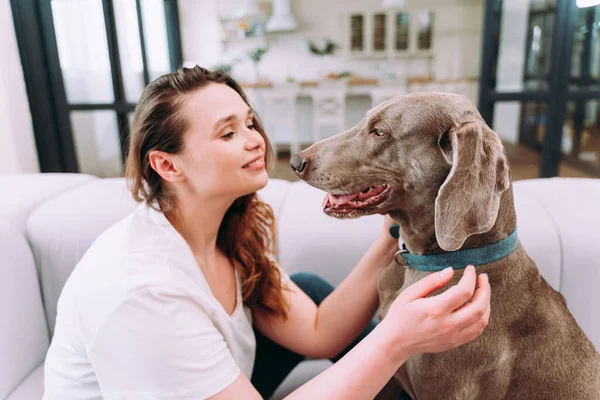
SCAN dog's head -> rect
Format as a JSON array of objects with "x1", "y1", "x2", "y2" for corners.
[{"x1": 291, "y1": 92, "x2": 510, "y2": 251}]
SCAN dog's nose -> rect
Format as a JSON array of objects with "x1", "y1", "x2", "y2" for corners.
[{"x1": 290, "y1": 154, "x2": 307, "y2": 174}]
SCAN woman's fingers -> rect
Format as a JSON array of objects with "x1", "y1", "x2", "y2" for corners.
[
  {"x1": 399, "y1": 267, "x2": 455, "y2": 303},
  {"x1": 449, "y1": 273, "x2": 491, "y2": 327},
  {"x1": 426, "y1": 265, "x2": 478, "y2": 313},
  {"x1": 455, "y1": 301, "x2": 491, "y2": 347}
]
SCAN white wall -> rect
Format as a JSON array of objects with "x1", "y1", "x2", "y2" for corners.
[{"x1": 0, "y1": 1, "x2": 39, "y2": 174}]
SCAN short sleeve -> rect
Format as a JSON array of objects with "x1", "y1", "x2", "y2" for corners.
[{"x1": 87, "y1": 287, "x2": 240, "y2": 399}]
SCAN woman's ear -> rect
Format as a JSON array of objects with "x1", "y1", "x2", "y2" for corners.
[{"x1": 149, "y1": 150, "x2": 184, "y2": 182}]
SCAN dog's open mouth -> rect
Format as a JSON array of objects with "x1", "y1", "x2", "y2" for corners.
[{"x1": 323, "y1": 184, "x2": 391, "y2": 215}]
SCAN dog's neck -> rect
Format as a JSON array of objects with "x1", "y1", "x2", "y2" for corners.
[{"x1": 389, "y1": 185, "x2": 517, "y2": 255}]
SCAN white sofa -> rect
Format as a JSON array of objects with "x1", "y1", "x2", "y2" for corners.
[{"x1": 1, "y1": 173, "x2": 599, "y2": 400}]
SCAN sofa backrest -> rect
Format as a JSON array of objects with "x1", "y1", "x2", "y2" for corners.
[
  {"x1": 0, "y1": 173, "x2": 96, "y2": 232},
  {"x1": 15, "y1": 175, "x2": 600, "y2": 351},
  {"x1": 514, "y1": 178, "x2": 600, "y2": 349},
  {"x1": 26, "y1": 179, "x2": 139, "y2": 335},
  {"x1": 0, "y1": 223, "x2": 49, "y2": 399}
]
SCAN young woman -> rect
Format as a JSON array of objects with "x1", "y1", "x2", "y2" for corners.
[{"x1": 43, "y1": 66, "x2": 491, "y2": 400}]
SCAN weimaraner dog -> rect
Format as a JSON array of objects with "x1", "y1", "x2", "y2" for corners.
[{"x1": 289, "y1": 92, "x2": 600, "y2": 399}]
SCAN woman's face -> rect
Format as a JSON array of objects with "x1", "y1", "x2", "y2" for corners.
[{"x1": 175, "y1": 83, "x2": 268, "y2": 200}]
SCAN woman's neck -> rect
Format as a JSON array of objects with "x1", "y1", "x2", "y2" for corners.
[{"x1": 164, "y1": 189, "x2": 233, "y2": 264}]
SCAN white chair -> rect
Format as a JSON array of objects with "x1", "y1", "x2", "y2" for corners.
[
  {"x1": 369, "y1": 81, "x2": 408, "y2": 108},
  {"x1": 310, "y1": 79, "x2": 348, "y2": 143},
  {"x1": 255, "y1": 83, "x2": 300, "y2": 156}
]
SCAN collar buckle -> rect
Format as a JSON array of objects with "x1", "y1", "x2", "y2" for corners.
[{"x1": 394, "y1": 248, "x2": 408, "y2": 265}]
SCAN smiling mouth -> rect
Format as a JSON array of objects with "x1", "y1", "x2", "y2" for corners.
[
  {"x1": 323, "y1": 184, "x2": 392, "y2": 216},
  {"x1": 243, "y1": 157, "x2": 264, "y2": 168}
]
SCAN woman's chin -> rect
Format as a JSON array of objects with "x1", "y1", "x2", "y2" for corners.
[
  {"x1": 253, "y1": 169, "x2": 270, "y2": 190},
  {"x1": 239, "y1": 170, "x2": 269, "y2": 196}
]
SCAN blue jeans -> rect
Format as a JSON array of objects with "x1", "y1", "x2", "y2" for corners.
[{"x1": 250, "y1": 272, "x2": 405, "y2": 399}]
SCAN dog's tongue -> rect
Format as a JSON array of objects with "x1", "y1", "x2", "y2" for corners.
[{"x1": 328, "y1": 192, "x2": 359, "y2": 206}]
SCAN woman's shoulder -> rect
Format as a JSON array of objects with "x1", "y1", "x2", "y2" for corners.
[
  {"x1": 66, "y1": 204, "x2": 182, "y2": 293},
  {"x1": 86, "y1": 202, "x2": 176, "y2": 258}
]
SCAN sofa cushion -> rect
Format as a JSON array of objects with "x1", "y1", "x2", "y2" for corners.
[
  {"x1": 0, "y1": 173, "x2": 96, "y2": 232},
  {"x1": 257, "y1": 178, "x2": 292, "y2": 221},
  {"x1": 276, "y1": 181, "x2": 383, "y2": 286},
  {"x1": 5, "y1": 364, "x2": 44, "y2": 400},
  {"x1": 26, "y1": 178, "x2": 138, "y2": 334},
  {"x1": 514, "y1": 178, "x2": 600, "y2": 350},
  {"x1": 270, "y1": 360, "x2": 331, "y2": 400},
  {"x1": 512, "y1": 181, "x2": 562, "y2": 290},
  {"x1": 0, "y1": 223, "x2": 49, "y2": 399}
]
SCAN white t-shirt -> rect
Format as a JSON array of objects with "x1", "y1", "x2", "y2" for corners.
[{"x1": 43, "y1": 202, "x2": 259, "y2": 399}]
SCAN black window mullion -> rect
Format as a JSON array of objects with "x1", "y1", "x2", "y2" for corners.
[
  {"x1": 540, "y1": 0, "x2": 577, "y2": 178},
  {"x1": 488, "y1": 91, "x2": 550, "y2": 102},
  {"x1": 567, "y1": 89, "x2": 600, "y2": 101},
  {"x1": 135, "y1": 0, "x2": 151, "y2": 86},
  {"x1": 68, "y1": 103, "x2": 136, "y2": 113},
  {"x1": 164, "y1": 0, "x2": 183, "y2": 71},
  {"x1": 477, "y1": 0, "x2": 502, "y2": 126},
  {"x1": 101, "y1": 0, "x2": 126, "y2": 106},
  {"x1": 571, "y1": 7, "x2": 597, "y2": 158},
  {"x1": 35, "y1": 0, "x2": 78, "y2": 172},
  {"x1": 102, "y1": 0, "x2": 129, "y2": 160}
]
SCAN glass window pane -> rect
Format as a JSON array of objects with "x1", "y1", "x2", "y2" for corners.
[
  {"x1": 128, "y1": 112, "x2": 135, "y2": 131},
  {"x1": 373, "y1": 13, "x2": 386, "y2": 51},
  {"x1": 141, "y1": 0, "x2": 172, "y2": 80},
  {"x1": 350, "y1": 15, "x2": 364, "y2": 52},
  {"x1": 113, "y1": 0, "x2": 146, "y2": 102},
  {"x1": 491, "y1": 101, "x2": 546, "y2": 180},
  {"x1": 70, "y1": 111, "x2": 123, "y2": 178},
  {"x1": 51, "y1": 0, "x2": 114, "y2": 103},
  {"x1": 395, "y1": 13, "x2": 409, "y2": 51},
  {"x1": 569, "y1": 5, "x2": 600, "y2": 90},
  {"x1": 495, "y1": 0, "x2": 557, "y2": 93},
  {"x1": 417, "y1": 11, "x2": 433, "y2": 50},
  {"x1": 491, "y1": 100, "x2": 597, "y2": 179},
  {"x1": 562, "y1": 100, "x2": 600, "y2": 173}
]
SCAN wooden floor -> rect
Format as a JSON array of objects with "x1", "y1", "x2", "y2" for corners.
[{"x1": 269, "y1": 142, "x2": 594, "y2": 183}]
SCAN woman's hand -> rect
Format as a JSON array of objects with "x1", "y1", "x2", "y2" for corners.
[
  {"x1": 381, "y1": 265, "x2": 491, "y2": 359},
  {"x1": 374, "y1": 215, "x2": 400, "y2": 251},
  {"x1": 382, "y1": 214, "x2": 397, "y2": 232}
]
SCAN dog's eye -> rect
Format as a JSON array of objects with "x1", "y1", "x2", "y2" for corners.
[{"x1": 369, "y1": 129, "x2": 382, "y2": 137}]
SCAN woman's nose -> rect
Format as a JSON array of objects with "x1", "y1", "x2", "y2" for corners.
[{"x1": 244, "y1": 127, "x2": 264, "y2": 150}]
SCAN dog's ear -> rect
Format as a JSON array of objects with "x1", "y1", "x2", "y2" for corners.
[{"x1": 434, "y1": 121, "x2": 510, "y2": 251}]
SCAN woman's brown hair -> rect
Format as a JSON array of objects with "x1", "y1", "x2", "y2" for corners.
[{"x1": 125, "y1": 65, "x2": 288, "y2": 319}]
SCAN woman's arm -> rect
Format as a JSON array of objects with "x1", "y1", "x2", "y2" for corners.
[
  {"x1": 254, "y1": 218, "x2": 399, "y2": 359},
  {"x1": 290, "y1": 267, "x2": 490, "y2": 399},
  {"x1": 209, "y1": 317, "x2": 405, "y2": 400},
  {"x1": 213, "y1": 267, "x2": 490, "y2": 399}
]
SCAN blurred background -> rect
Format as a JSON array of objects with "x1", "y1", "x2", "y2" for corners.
[{"x1": 3, "y1": 0, "x2": 600, "y2": 181}]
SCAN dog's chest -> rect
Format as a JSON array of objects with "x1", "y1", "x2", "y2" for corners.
[{"x1": 400, "y1": 339, "x2": 514, "y2": 400}]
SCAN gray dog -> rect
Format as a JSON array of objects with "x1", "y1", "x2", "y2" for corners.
[{"x1": 290, "y1": 92, "x2": 600, "y2": 400}]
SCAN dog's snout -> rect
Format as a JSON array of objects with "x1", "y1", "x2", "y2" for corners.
[{"x1": 290, "y1": 154, "x2": 307, "y2": 175}]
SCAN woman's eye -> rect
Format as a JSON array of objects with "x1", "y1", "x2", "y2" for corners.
[
  {"x1": 247, "y1": 124, "x2": 256, "y2": 130},
  {"x1": 222, "y1": 131, "x2": 236, "y2": 139}
]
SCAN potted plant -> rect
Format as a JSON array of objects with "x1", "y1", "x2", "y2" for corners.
[
  {"x1": 248, "y1": 47, "x2": 268, "y2": 83},
  {"x1": 307, "y1": 38, "x2": 340, "y2": 79}
]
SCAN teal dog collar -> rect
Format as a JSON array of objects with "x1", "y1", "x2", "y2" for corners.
[{"x1": 394, "y1": 229, "x2": 519, "y2": 272}]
